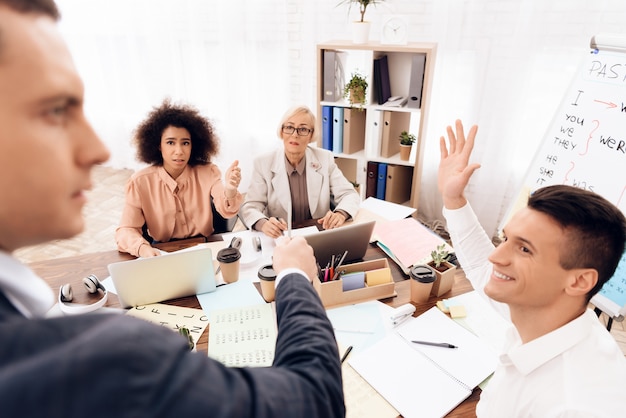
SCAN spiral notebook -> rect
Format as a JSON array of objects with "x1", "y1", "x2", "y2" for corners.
[{"x1": 349, "y1": 307, "x2": 497, "y2": 418}]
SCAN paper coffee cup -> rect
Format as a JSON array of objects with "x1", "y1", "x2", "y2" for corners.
[
  {"x1": 258, "y1": 264, "x2": 277, "y2": 302},
  {"x1": 409, "y1": 265, "x2": 436, "y2": 304},
  {"x1": 217, "y1": 247, "x2": 241, "y2": 283}
]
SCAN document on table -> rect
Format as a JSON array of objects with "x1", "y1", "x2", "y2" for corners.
[
  {"x1": 126, "y1": 303, "x2": 209, "y2": 348},
  {"x1": 349, "y1": 306, "x2": 497, "y2": 418},
  {"x1": 208, "y1": 303, "x2": 277, "y2": 367},
  {"x1": 373, "y1": 217, "x2": 453, "y2": 274}
]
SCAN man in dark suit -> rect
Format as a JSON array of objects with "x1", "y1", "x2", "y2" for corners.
[{"x1": 0, "y1": 1, "x2": 344, "y2": 417}]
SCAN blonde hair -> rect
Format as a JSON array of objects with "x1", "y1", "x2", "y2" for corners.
[{"x1": 276, "y1": 105, "x2": 318, "y2": 144}]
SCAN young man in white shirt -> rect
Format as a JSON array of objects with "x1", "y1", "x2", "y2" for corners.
[{"x1": 438, "y1": 119, "x2": 626, "y2": 417}]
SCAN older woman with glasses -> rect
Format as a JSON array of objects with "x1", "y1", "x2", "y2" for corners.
[{"x1": 240, "y1": 106, "x2": 360, "y2": 238}]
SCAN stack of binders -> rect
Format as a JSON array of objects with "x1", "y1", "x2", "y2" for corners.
[{"x1": 365, "y1": 163, "x2": 413, "y2": 203}]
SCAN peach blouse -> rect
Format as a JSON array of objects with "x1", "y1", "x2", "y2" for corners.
[{"x1": 115, "y1": 164, "x2": 242, "y2": 256}]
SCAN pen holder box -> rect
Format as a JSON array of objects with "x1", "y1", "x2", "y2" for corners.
[{"x1": 313, "y1": 258, "x2": 396, "y2": 309}]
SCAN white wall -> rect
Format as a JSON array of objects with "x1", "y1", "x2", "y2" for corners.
[{"x1": 58, "y1": 0, "x2": 626, "y2": 237}]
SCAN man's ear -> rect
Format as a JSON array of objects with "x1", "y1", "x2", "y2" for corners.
[{"x1": 565, "y1": 269, "x2": 598, "y2": 297}]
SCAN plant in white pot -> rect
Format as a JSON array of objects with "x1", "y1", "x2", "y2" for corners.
[
  {"x1": 337, "y1": 0, "x2": 385, "y2": 44},
  {"x1": 398, "y1": 130, "x2": 416, "y2": 161},
  {"x1": 428, "y1": 244, "x2": 457, "y2": 297}
]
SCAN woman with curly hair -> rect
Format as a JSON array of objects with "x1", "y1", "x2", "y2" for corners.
[{"x1": 115, "y1": 99, "x2": 243, "y2": 257}]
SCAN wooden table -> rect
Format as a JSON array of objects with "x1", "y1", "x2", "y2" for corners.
[{"x1": 28, "y1": 238, "x2": 479, "y2": 417}]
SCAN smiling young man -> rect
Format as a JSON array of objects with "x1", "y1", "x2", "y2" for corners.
[
  {"x1": 438, "y1": 120, "x2": 626, "y2": 416},
  {"x1": 0, "y1": 1, "x2": 344, "y2": 416}
]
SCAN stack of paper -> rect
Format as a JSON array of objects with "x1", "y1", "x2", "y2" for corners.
[{"x1": 373, "y1": 217, "x2": 453, "y2": 274}]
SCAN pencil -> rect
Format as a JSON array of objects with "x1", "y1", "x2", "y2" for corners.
[
  {"x1": 340, "y1": 346, "x2": 353, "y2": 363},
  {"x1": 287, "y1": 199, "x2": 292, "y2": 238}
]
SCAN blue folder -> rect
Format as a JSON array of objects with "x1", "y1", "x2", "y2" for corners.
[
  {"x1": 322, "y1": 106, "x2": 333, "y2": 150},
  {"x1": 332, "y1": 107, "x2": 344, "y2": 153},
  {"x1": 376, "y1": 163, "x2": 388, "y2": 200}
]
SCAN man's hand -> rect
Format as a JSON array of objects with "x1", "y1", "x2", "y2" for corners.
[
  {"x1": 438, "y1": 119, "x2": 481, "y2": 209},
  {"x1": 273, "y1": 236, "x2": 317, "y2": 282}
]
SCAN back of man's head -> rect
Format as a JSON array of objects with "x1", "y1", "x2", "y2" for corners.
[{"x1": 528, "y1": 185, "x2": 626, "y2": 299}]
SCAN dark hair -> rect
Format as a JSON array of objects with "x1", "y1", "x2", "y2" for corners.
[
  {"x1": 528, "y1": 185, "x2": 626, "y2": 301},
  {"x1": 0, "y1": 0, "x2": 59, "y2": 17},
  {"x1": 133, "y1": 99, "x2": 219, "y2": 166},
  {"x1": 0, "y1": 0, "x2": 60, "y2": 58}
]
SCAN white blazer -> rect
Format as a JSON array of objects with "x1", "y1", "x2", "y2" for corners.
[{"x1": 240, "y1": 146, "x2": 360, "y2": 229}]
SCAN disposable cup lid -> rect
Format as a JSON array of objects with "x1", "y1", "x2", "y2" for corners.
[
  {"x1": 410, "y1": 265, "x2": 436, "y2": 283},
  {"x1": 257, "y1": 264, "x2": 276, "y2": 281},
  {"x1": 217, "y1": 247, "x2": 241, "y2": 263}
]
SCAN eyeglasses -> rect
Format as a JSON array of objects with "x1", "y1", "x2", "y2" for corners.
[{"x1": 281, "y1": 125, "x2": 313, "y2": 136}]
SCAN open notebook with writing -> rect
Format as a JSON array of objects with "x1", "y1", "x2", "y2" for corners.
[
  {"x1": 349, "y1": 307, "x2": 497, "y2": 418},
  {"x1": 373, "y1": 217, "x2": 454, "y2": 275}
]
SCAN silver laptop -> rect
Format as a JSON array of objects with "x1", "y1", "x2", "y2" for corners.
[
  {"x1": 108, "y1": 247, "x2": 216, "y2": 308},
  {"x1": 302, "y1": 221, "x2": 376, "y2": 268}
]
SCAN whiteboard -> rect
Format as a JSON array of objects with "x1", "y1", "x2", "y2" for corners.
[{"x1": 514, "y1": 35, "x2": 626, "y2": 319}]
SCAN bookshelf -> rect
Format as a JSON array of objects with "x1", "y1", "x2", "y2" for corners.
[{"x1": 316, "y1": 41, "x2": 437, "y2": 211}]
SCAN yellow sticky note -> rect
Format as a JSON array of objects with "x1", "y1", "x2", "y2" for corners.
[
  {"x1": 365, "y1": 268, "x2": 392, "y2": 286},
  {"x1": 436, "y1": 300, "x2": 450, "y2": 313},
  {"x1": 449, "y1": 305, "x2": 467, "y2": 318}
]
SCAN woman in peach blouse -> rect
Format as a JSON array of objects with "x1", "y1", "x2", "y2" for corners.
[{"x1": 115, "y1": 99, "x2": 243, "y2": 257}]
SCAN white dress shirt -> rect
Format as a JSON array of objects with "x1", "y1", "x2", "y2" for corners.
[
  {"x1": 444, "y1": 203, "x2": 626, "y2": 417},
  {"x1": 0, "y1": 251, "x2": 54, "y2": 318}
]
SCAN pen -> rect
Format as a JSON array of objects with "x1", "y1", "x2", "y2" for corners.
[
  {"x1": 411, "y1": 340, "x2": 458, "y2": 349},
  {"x1": 340, "y1": 345, "x2": 353, "y2": 364},
  {"x1": 335, "y1": 250, "x2": 348, "y2": 269},
  {"x1": 287, "y1": 199, "x2": 292, "y2": 238}
]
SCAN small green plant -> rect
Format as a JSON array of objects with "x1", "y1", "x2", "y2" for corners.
[
  {"x1": 337, "y1": 0, "x2": 385, "y2": 23},
  {"x1": 344, "y1": 71, "x2": 368, "y2": 107},
  {"x1": 430, "y1": 244, "x2": 449, "y2": 269},
  {"x1": 399, "y1": 131, "x2": 416, "y2": 146}
]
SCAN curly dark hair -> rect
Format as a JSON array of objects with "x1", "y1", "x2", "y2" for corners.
[{"x1": 134, "y1": 99, "x2": 219, "y2": 166}]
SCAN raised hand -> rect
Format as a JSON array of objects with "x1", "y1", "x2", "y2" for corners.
[
  {"x1": 438, "y1": 119, "x2": 481, "y2": 209},
  {"x1": 224, "y1": 160, "x2": 241, "y2": 196}
]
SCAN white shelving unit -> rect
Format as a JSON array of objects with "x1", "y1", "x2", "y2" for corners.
[{"x1": 316, "y1": 41, "x2": 437, "y2": 210}]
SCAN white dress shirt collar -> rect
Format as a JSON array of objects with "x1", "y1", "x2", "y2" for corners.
[
  {"x1": 0, "y1": 251, "x2": 55, "y2": 318},
  {"x1": 501, "y1": 309, "x2": 592, "y2": 375}
]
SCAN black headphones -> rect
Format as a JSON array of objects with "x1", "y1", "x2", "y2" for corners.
[{"x1": 58, "y1": 274, "x2": 108, "y2": 315}]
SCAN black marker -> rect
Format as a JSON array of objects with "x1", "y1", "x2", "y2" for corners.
[{"x1": 340, "y1": 345, "x2": 353, "y2": 363}]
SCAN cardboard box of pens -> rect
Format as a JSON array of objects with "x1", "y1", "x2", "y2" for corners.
[{"x1": 313, "y1": 258, "x2": 396, "y2": 309}]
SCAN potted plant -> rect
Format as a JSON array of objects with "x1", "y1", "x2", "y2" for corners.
[
  {"x1": 428, "y1": 244, "x2": 457, "y2": 297},
  {"x1": 398, "y1": 130, "x2": 416, "y2": 161},
  {"x1": 337, "y1": 0, "x2": 385, "y2": 43},
  {"x1": 344, "y1": 71, "x2": 368, "y2": 108}
]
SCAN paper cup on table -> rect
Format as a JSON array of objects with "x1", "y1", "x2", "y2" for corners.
[
  {"x1": 258, "y1": 264, "x2": 277, "y2": 302},
  {"x1": 216, "y1": 247, "x2": 241, "y2": 284},
  {"x1": 409, "y1": 265, "x2": 436, "y2": 304}
]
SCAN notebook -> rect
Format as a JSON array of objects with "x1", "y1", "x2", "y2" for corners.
[
  {"x1": 107, "y1": 247, "x2": 217, "y2": 308},
  {"x1": 349, "y1": 306, "x2": 497, "y2": 418},
  {"x1": 302, "y1": 220, "x2": 376, "y2": 268}
]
